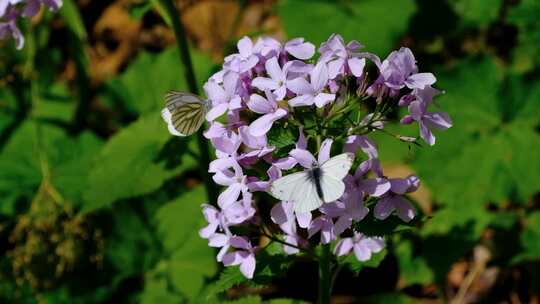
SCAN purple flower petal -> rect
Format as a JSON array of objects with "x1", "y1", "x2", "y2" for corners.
[
  {"x1": 313, "y1": 93, "x2": 336, "y2": 108},
  {"x1": 265, "y1": 56, "x2": 283, "y2": 81},
  {"x1": 374, "y1": 196, "x2": 393, "y2": 220},
  {"x1": 240, "y1": 253, "x2": 256, "y2": 279},
  {"x1": 252, "y1": 77, "x2": 279, "y2": 91},
  {"x1": 237, "y1": 36, "x2": 253, "y2": 58},
  {"x1": 288, "y1": 94, "x2": 314, "y2": 107},
  {"x1": 353, "y1": 242, "x2": 372, "y2": 261},
  {"x1": 334, "y1": 237, "x2": 354, "y2": 256},
  {"x1": 270, "y1": 202, "x2": 290, "y2": 226},
  {"x1": 290, "y1": 148, "x2": 316, "y2": 168},
  {"x1": 389, "y1": 177, "x2": 412, "y2": 195},
  {"x1": 394, "y1": 196, "x2": 416, "y2": 222},
  {"x1": 327, "y1": 58, "x2": 345, "y2": 79},
  {"x1": 310, "y1": 61, "x2": 329, "y2": 92},
  {"x1": 287, "y1": 77, "x2": 313, "y2": 95},
  {"x1": 424, "y1": 112, "x2": 453, "y2": 130},
  {"x1": 229, "y1": 236, "x2": 251, "y2": 250},
  {"x1": 249, "y1": 109, "x2": 287, "y2": 137},
  {"x1": 285, "y1": 38, "x2": 315, "y2": 60},
  {"x1": 209, "y1": 233, "x2": 229, "y2": 247},
  {"x1": 318, "y1": 138, "x2": 333, "y2": 163},
  {"x1": 344, "y1": 135, "x2": 378, "y2": 158},
  {"x1": 348, "y1": 57, "x2": 366, "y2": 77},
  {"x1": 419, "y1": 121, "x2": 435, "y2": 146},
  {"x1": 360, "y1": 178, "x2": 391, "y2": 197},
  {"x1": 283, "y1": 234, "x2": 300, "y2": 254},
  {"x1": 248, "y1": 93, "x2": 274, "y2": 114},
  {"x1": 222, "y1": 251, "x2": 243, "y2": 266},
  {"x1": 296, "y1": 211, "x2": 312, "y2": 228},
  {"x1": 206, "y1": 103, "x2": 228, "y2": 121},
  {"x1": 405, "y1": 72, "x2": 436, "y2": 89},
  {"x1": 218, "y1": 183, "x2": 243, "y2": 208}
]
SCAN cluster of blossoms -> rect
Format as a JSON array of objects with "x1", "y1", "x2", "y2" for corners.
[
  {"x1": 0, "y1": 0, "x2": 61, "y2": 49},
  {"x1": 196, "y1": 34, "x2": 452, "y2": 279}
]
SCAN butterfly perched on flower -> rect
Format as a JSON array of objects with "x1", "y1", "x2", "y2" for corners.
[
  {"x1": 270, "y1": 153, "x2": 355, "y2": 213},
  {"x1": 161, "y1": 91, "x2": 209, "y2": 136}
]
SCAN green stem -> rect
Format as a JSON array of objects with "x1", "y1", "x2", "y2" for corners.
[
  {"x1": 318, "y1": 244, "x2": 332, "y2": 304},
  {"x1": 68, "y1": 30, "x2": 91, "y2": 134},
  {"x1": 159, "y1": 0, "x2": 219, "y2": 203}
]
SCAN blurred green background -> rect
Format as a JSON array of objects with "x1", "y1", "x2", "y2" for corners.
[{"x1": 1, "y1": 0, "x2": 540, "y2": 303}]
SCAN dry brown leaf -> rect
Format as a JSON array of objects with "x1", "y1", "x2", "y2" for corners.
[
  {"x1": 182, "y1": 0, "x2": 281, "y2": 60},
  {"x1": 90, "y1": 1, "x2": 141, "y2": 83}
]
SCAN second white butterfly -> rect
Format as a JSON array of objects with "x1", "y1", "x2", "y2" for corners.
[{"x1": 270, "y1": 153, "x2": 355, "y2": 213}]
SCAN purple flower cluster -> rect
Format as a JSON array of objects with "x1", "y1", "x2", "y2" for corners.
[
  {"x1": 0, "y1": 0, "x2": 62, "y2": 50},
  {"x1": 191, "y1": 34, "x2": 452, "y2": 279}
]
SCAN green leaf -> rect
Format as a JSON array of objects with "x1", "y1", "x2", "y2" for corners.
[
  {"x1": 395, "y1": 239, "x2": 434, "y2": 286},
  {"x1": 82, "y1": 112, "x2": 198, "y2": 212},
  {"x1": 204, "y1": 267, "x2": 248, "y2": 301},
  {"x1": 104, "y1": 47, "x2": 214, "y2": 115},
  {"x1": 139, "y1": 274, "x2": 182, "y2": 304},
  {"x1": 449, "y1": 0, "x2": 501, "y2": 27},
  {"x1": 436, "y1": 57, "x2": 502, "y2": 133},
  {"x1": 267, "y1": 124, "x2": 297, "y2": 149},
  {"x1": 204, "y1": 248, "x2": 293, "y2": 301},
  {"x1": 278, "y1": 0, "x2": 416, "y2": 56},
  {"x1": 514, "y1": 212, "x2": 540, "y2": 263},
  {"x1": 413, "y1": 59, "x2": 540, "y2": 238},
  {"x1": 0, "y1": 122, "x2": 102, "y2": 215},
  {"x1": 58, "y1": 0, "x2": 87, "y2": 41},
  {"x1": 105, "y1": 203, "x2": 160, "y2": 282},
  {"x1": 153, "y1": 186, "x2": 217, "y2": 300}
]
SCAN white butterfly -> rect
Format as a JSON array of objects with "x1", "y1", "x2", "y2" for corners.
[
  {"x1": 161, "y1": 91, "x2": 209, "y2": 136},
  {"x1": 270, "y1": 153, "x2": 355, "y2": 213}
]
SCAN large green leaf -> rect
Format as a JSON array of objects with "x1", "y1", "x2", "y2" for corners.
[
  {"x1": 413, "y1": 58, "x2": 540, "y2": 238},
  {"x1": 105, "y1": 203, "x2": 161, "y2": 282},
  {"x1": 435, "y1": 58, "x2": 502, "y2": 133},
  {"x1": 82, "y1": 112, "x2": 198, "y2": 212},
  {"x1": 104, "y1": 47, "x2": 214, "y2": 115},
  {"x1": 278, "y1": 0, "x2": 416, "y2": 56},
  {"x1": 0, "y1": 122, "x2": 102, "y2": 215},
  {"x1": 145, "y1": 186, "x2": 217, "y2": 300}
]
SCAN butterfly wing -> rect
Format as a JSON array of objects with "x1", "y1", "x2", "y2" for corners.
[
  {"x1": 270, "y1": 171, "x2": 323, "y2": 213},
  {"x1": 320, "y1": 152, "x2": 355, "y2": 180},
  {"x1": 162, "y1": 91, "x2": 207, "y2": 136},
  {"x1": 165, "y1": 91, "x2": 203, "y2": 105},
  {"x1": 319, "y1": 175, "x2": 346, "y2": 203}
]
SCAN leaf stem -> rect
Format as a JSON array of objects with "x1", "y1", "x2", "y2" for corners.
[{"x1": 159, "y1": 0, "x2": 219, "y2": 203}]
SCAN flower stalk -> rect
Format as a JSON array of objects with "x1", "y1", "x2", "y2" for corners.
[
  {"x1": 318, "y1": 244, "x2": 332, "y2": 304},
  {"x1": 158, "y1": 0, "x2": 219, "y2": 202}
]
